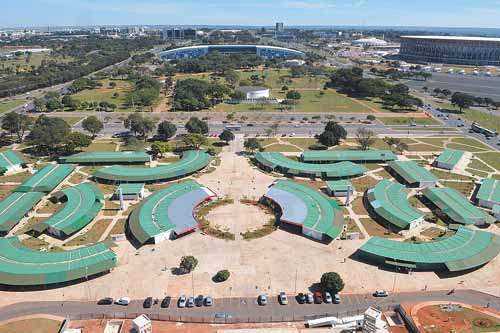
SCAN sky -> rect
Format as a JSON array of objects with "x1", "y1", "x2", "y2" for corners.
[{"x1": 2, "y1": 0, "x2": 500, "y2": 28}]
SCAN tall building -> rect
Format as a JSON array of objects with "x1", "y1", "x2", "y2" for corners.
[
  {"x1": 275, "y1": 22, "x2": 284, "y2": 34},
  {"x1": 161, "y1": 28, "x2": 197, "y2": 40}
]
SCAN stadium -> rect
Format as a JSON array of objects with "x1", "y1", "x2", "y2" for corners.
[
  {"x1": 399, "y1": 35, "x2": 500, "y2": 66},
  {"x1": 159, "y1": 45, "x2": 306, "y2": 61}
]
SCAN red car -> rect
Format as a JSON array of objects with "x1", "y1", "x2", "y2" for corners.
[{"x1": 313, "y1": 291, "x2": 323, "y2": 304}]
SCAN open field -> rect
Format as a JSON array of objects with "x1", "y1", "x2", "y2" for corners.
[
  {"x1": 72, "y1": 79, "x2": 136, "y2": 112},
  {"x1": 64, "y1": 219, "x2": 113, "y2": 246},
  {"x1": 379, "y1": 117, "x2": 440, "y2": 125},
  {"x1": 0, "y1": 318, "x2": 62, "y2": 333},
  {"x1": 0, "y1": 99, "x2": 27, "y2": 113},
  {"x1": 432, "y1": 100, "x2": 500, "y2": 133}
]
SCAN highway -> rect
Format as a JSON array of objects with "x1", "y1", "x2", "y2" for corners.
[{"x1": 0, "y1": 290, "x2": 497, "y2": 323}]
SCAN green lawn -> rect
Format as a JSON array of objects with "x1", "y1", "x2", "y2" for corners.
[
  {"x1": 64, "y1": 219, "x2": 112, "y2": 246},
  {"x1": 84, "y1": 141, "x2": 118, "y2": 152},
  {"x1": 72, "y1": 79, "x2": 135, "y2": 112},
  {"x1": 405, "y1": 144, "x2": 442, "y2": 152},
  {"x1": 0, "y1": 99, "x2": 28, "y2": 113},
  {"x1": 379, "y1": 117, "x2": 440, "y2": 125},
  {"x1": 61, "y1": 116, "x2": 84, "y2": 126},
  {"x1": 263, "y1": 143, "x2": 302, "y2": 152},
  {"x1": 440, "y1": 180, "x2": 475, "y2": 196},
  {"x1": 475, "y1": 152, "x2": 500, "y2": 171},
  {"x1": 283, "y1": 138, "x2": 318, "y2": 150},
  {"x1": 446, "y1": 143, "x2": 490, "y2": 153},
  {"x1": 431, "y1": 168, "x2": 474, "y2": 181},
  {"x1": 432, "y1": 101, "x2": 500, "y2": 133},
  {"x1": 0, "y1": 318, "x2": 62, "y2": 333},
  {"x1": 468, "y1": 158, "x2": 495, "y2": 173},
  {"x1": 451, "y1": 137, "x2": 492, "y2": 150},
  {"x1": 417, "y1": 138, "x2": 448, "y2": 147}
]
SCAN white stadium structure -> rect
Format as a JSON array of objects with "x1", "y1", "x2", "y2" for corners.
[
  {"x1": 237, "y1": 86, "x2": 270, "y2": 100},
  {"x1": 352, "y1": 38, "x2": 388, "y2": 47}
]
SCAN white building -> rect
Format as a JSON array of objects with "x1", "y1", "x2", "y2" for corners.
[
  {"x1": 363, "y1": 307, "x2": 388, "y2": 333},
  {"x1": 237, "y1": 86, "x2": 270, "y2": 99},
  {"x1": 133, "y1": 315, "x2": 152, "y2": 333},
  {"x1": 284, "y1": 59, "x2": 306, "y2": 67},
  {"x1": 352, "y1": 38, "x2": 388, "y2": 47}
]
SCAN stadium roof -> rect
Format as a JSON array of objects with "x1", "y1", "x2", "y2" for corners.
[
  {"x1": 264, "y1": 180, "x2": 344, "y2": 239},
  {"x1": 0, "y1": 236, "x2": 116, "y2": 286},
  {"x1": 237, "y1": 86, "x2": 269, "y2": 93},
  {"x1": 255, "y1": 152, "x2": 367, "y2": 178},
  {"x1": 16, "y1": 164, "x2": 75, "y2": 193},
  {"x1": 93, "y1": 150, "x2": 210, "y2": 182},
  {"x1": 59, "y1": 151, "x2": 151, "y2": 164},
  {"x1": 0, "y1": 150, "x2": 26, "y2": 173},
  {"x1": 422, "y1": 187, "x2": 495, "y2": 225},
  {"x1": 359, "y1": 226, "x2": 500, "y2": 272},
  {"x1": 302, "y1": 150, "x2": 397, "y2": 163},
  {"x1": 128, "y1": 180, "x2": 214, "y2": 245},
  {"x1": 401, "y1": 36, "x2": 500, "y2": 42},
  {"x1": 476, "y1": 178, "x2": 500, "y2": 205},
  {"x1": 326, "y1": 180, "x2": 353, "y2": 192},
  {"x1": 367, "y1": 180, "x2": 425, "y2": 229},
  {"x1": 435, "y1": 149, "x2": 465, "y2": 169},
  {"x1": 0, "y1": 192, "x2": 44, "y2": 234},
  {"x1": 32, "y1": 183, "x2": 104, "y2": 238},
  {"x1": 387, "y1": 160, "x2": 438, "y2": 185}
]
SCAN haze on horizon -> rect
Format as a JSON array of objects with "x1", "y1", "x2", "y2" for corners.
[{"x1": 2, "y1": 0, "x2": 500, "y2": 29}]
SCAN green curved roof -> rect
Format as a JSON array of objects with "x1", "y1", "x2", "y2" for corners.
[
  {"x1": 93, "y1": 150, "x2": 210, "y2": 182},
  {"x1": 476, "y1": 178, "x2": 500, "y2": 205},
  {"x1": 264, "y1": 180, "x2": 344, "y2": 239},
  {"x1": 60, "y1": 151, "x2": 151, "y2": 164},
  {"x1": 32, "y1": 183, "x2": 104, "y2": 238},
  {"x1": 367, "y1": 180, "x2": 424, "y2": 229},
  {"x1": 255, "y1": 152, "x2": 367, "y2": 178},
  {"x1": 388, "y1": 160, "x2": 438, "y2": 185},
  {"x1": 302, "y1": 150, "x2": 397, "y2": 163},
  {"x1": 16, "y1": 164, "x2": 75, "y2": 193},
  {"x1": 422, "y1": 187, "x2": 495, "y2": 225},
  {"x1": 0, "y1": 236, "x2": 116, "y2": 285},
  {"x1": 0, "y1": 192, "x2": 44, "y2": 234},
  {"x1": 359, "y1": 226, "x2": 500, "y2": 271},
  {"x1": 0, "y1": 150, "x2": 26, "y2": 174},
  {"x1": 129, "y1": 180, "x2": 214, "y2": 245}
]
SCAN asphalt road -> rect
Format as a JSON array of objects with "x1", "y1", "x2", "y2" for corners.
[{"x1": 0, "y1": 290, "x2": 497, "y2": 323}]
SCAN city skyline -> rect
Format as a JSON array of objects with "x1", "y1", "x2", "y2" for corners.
[{"x1": 2, "y1": 0, "x2": 500, "y2": 29}]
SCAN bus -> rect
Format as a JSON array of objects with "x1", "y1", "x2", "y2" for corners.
[
  {"x1": 224, "y1": 124, "x2": 242, "y2": 131},
  {"x1": 471, "y1": 122, "x2": 498, "y2": 137}
]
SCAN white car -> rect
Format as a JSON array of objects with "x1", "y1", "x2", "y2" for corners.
[
  {"x1": 278, "y1": 292, "x2": 288, "y2": 305},
  {"x1": 115, "y1": 297, "x2": 131, "y2": 306},
  {"x1": 178, "y1": 295, "x2": 187, "y2": 308},
  {"x1": 323, "y1": 292, "x2": 332, "y2": 303}
]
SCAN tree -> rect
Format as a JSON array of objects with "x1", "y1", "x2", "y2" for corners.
[
  {"x1": 182, "y1": 133, "x2": 208, "y2": 149},
  {"x1": 318, "y1": 130, "x2": 339, "y2": 147},
  {"x1": 157, "y1": 120, "x2": 177, "y2": 141},
  {"x1": 244, "y1": 138, "x2": 262, "y2": 153},
  {"x1": 179, "y1": 256, "x2": 198, "y2": 273},
  {"x1": 286, "y1": 90, "x2": 302, "y2": 100},
  {"x1": 324, "y1": 121, "x2": 347, "y2": 140},
  {"x1": 33, "y1": 98, "x2": 46, "y2": 112},
  {"x1": 270, "y1": 122, "x2": 280, "y2": 136},
  {"x1": 219, "y1": 129, "x2": 235, "y2": 144},
  {"x1": 451, "y1": 92, "x2": 474, "y2": 113},
  {"x1": 230, "y1": 90, "x2": 246, "y2": 101},
  {"x1": 1, "y1": 112, "x2": 33, "y2": 143},
  {"x1": 124, "y1": 113, "x2": 156, "y2": 140},
  {"x1": 223, "y1": 70, "x2": 240, "y2": 86},
  {"x1": 27, "y1": 115, "x2": 71, "y2": 155},
  {"x1": 81, "y1": 116, "x2": 103, "y2": 138},
  {"x1": 185, "y1": 117, "x2": 209, "y2": 134},
  {"x1": 45, "y1": 98, "x2": 63, "y2": 112},
  {"x1": 64, "y1": 132, "x2": 92, "y2": 154},
  {"x1": 150, "y1": 141, "x2": 171, "y2": 158},
  {"x1": 213, "y1": 269, "x2": 230, "y2": 283},
  {"x1": 355, "y1": 127, "x2": 376, "y2": 150},
  {"x1": 320, "y1": 272, "x2": 345, "y2": 294},
  {"x1": 366, "y1": 114, "x2": 376, "y2": 122}
]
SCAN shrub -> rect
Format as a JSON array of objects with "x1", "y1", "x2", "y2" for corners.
[
  {"x1": 213, "y1": 269, "x2": 230, "y2": 282},
  {"x1": 320, "y1": 272, "x2": 345, "y2": 294},
  {"x1": 309, "y1": 143, "x2": 328, "y2": 150}
]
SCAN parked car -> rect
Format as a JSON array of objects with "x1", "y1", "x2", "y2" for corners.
[
  {"x1": 143, "y1": 297, "x2": 153, "y2": 308},
  {"x1": 314, "y1": 291, "x2": 323, "y2": 304},
  {"x1": 204, "y1": 296, "x2": 214, "y2": 306},
  {"x1": 115, "y1": 297, "x2": 131, "y2": 306},
  {"x1": 306, "y1": 292, "x2": 314, "y2": 304},
  {"x1": 296, "y1": 293, "x2": 306, "y2": 304},
  {"x1": 178, "y1": 295, "x2": 187, "y2": 308},
  {"x1": 186, "y1": 297, "x2": 195, "y2": 307},
  {"x1": 278, "y1": 292, "x2": 288, "y2": 305},
  {"x1": 334, "y1": 294, "x2": 341, "y2": 304},
  {"x1": 195, "y1": 295, "x2": 204, "y2": 307},
  {"x1": 323, "y1": 292, "x2": 332, "y2": 304},
  {"x1": 374, "y1": 290, "x2": 389, "y2": 297},
  {"x1": 161, "y1": 296, "x2": 171, "y2": 308},
  {"x1": 97, "y1": 297, "x2": 113, "y2": 305},
  {"x1": 258, "y1": 294, "x2": 268, "y2": 306}
]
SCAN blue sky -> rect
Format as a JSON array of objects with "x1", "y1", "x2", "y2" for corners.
[{"x1": 2, "y1": 0, "x2": 500, "y2": 28}]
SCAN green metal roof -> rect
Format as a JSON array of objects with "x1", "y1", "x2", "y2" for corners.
[
  {"x1": 387, "y1": 160, "x2": 438, "y2": 185},
  {"x1": 367, "y1": 180, "x2": 425, "y2": 229},
  {"x1": 59, "y1": 151, "x2": 151, "y2": 164},
  {"x1": 326, "y1": 180, "x2": 353, "y2": 192},
  {"x1": 476, "y1": 178, "x2": 500, "y2": 205},
  {"x1": 32, "y1": 183, "x2": 104, "y2": 238},
  {"x1": 128, "y1": 180, "x2": 213, "y2": 245},
  {"x1": 0, "y1": 150, "x2": 26, "y2": 174},
  {"x1": 0, "y1": 192, "x2": 44, "y2": 234},
  {"x1": 422, "y1": 187, "x2": 495, "y2": 225},
  {"x1": 94, "y1": 150, "x2": 210, "y2": 182},
  {"x1": 16, "y1": 164, "x2": 75, "y2": 193},
  {"x1": 302, "y1": 150, "x2": 397, "y2": 163},
  {"x1": 360, "y1": 226, "x2": 500, "y2": 271},
  {"x1": 265, "y1": 180, "x2": 344, "y2": 239},
  {"x1": 493, "y1": 204, "x2": 500, "y2": 215},
  {"x1": 435, "y1": 149, "x2": 465, "y2": 169},
  {"x1": 255, "y1": 152, "x2": 367, "y2": 178},
  {"x1": 0, "y1": 236, "x2": 116, "y2": 286},
  {"x1": 116, "y1": 183, "x2": 145, "y2": 195}
]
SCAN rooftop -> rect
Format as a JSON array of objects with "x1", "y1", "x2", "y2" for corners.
[
  {"x1": 237, "y1": 86, "x2": 269, "y2": 93},
  {"x1": 326, "y1": 180, "x2": 353, "y2": 192},
  {"x1": 388, "y1": 160, "x2": 438, "y2": 185},
  {"x1": 302, "y1": 150, "x2": 397, "y2": 163},
  {"x1": 476, "y1": 178, "x2": 500, "y2": 204},
  {"x1": 60, "y1": 151, "x2": 151, "y2": 164},
  {"x1": 435, "y1": 149, "x2": 465, "y2": 169},
  {"x1": 401, "y1": 35, "x2": 500, "y2": 42}
]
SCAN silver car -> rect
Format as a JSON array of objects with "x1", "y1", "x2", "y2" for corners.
[
  {"x1": 258, "y1": 294, "x2": 268, "y2": 306},
  {"x1": 323, "y1": 292, "x2": 332, "y2": 303},
  {"x1": 178, "y1": 295, "x2": 187, "y2": 308},
  {"x1": 306, "y1": 292, "x2": 314, "y2": 304},
  {"x1": 186, "y1": 296, "x2": 195, "y2": 307}
]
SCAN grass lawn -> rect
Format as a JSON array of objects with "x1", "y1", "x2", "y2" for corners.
[
  {"x1": 15, "y1": 217, "x2": 45, "y2": 235},
  {"x1": 417, "y1": 138, "x2": 448, "y2": 147},
  {"x1": 468, "y1": 158, "x2": 495, "y2": 173},
  {"x1": 431, "y1": 168, "x2": 474, "y2": 181},
  {"x1": 451, "y1": 137, "x2": 492, "y2": 150},
  {"x1": 405, "y1": 144, "x2": 442, "y2": 152},
  {"x1": 64, "y1": 219, "x2": 113, "y2": 246},
  {"x1": 83, "y1": 141, "x2": 118, "y2": 152},
  {"x1": 263, "y1": 143, "x2": 302, "y2": 152},
  {"x1": 433, "y1": 101, "x2": 500, "y2": 132},
  {"x1": 21, "y1": 236, "x2": 50, "y2": 251},
  {"x1": 359, "y1": 218, "x2": 401, "y2": 238},
  {"x1": 258, "y1": 138, "x2": 279, "y2": 146},
  {"x1": 0, "y1": 99, "x2": 28, "y2": 113},
  {"x1": 440, "y1": 180, "x2": 475, "y2": 196},
  {"x1": 72, "y1": 79, "x2": 136, "y2": 112},
  {"x1": 379, "y1": 117, "x2": 440, "y2": 125},
  {"x1": 0, "y1": 185, "x2": 16, "y2": 200},
  {"x1": 0, "y1": 318, "x2": 62, "y2": 333},
  {"x1": 446, "y1": 143, "x2": 490, "y2": 153},
  {"x1": 37, "y1": 201, "x2": 64, "y2": 214},
  {"x1": 351, "y1": 176, "x2": 378, "y2": 193},
  {"x1": 466, "y1": 168, "x2": 490, "y2": 178},
  {"x1": 283, "y1": 138, "x2": 318, "y2": 150},
  {"x1": 103, "y1": 200, "x2": 120, "y2": 216},
  {"x1": 110, "y1": 218, "x2": 126, "y2": 235},
  {"x1": 351, "y1": 197, "x2": 368, "y2": 215},
  {"x1": 67, "y1": 172, "x2": 87, "y2": 184},
  {"x1": 475, "y1": 152, "x2": 500, "y2": 171},
  {"x1": 61, "y1": 116, "x2": 84, "y2": 126},
  {"x1": 0, "y1": 171, "x2": 31, "y2": 183}
]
